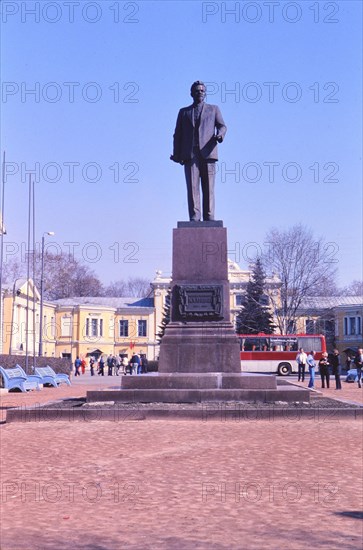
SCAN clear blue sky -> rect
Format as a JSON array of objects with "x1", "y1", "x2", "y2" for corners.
[{"x1": 1, "y1": 0, "x2": 362, "y2": 287}]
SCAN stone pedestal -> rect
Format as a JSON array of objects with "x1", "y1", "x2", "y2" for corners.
[
  {"x1": 158, "y1": 221, "x2": 241, "y2": 373},
  {"x1": 94, "y1": 221, "x2": 311, "y2": 404}
]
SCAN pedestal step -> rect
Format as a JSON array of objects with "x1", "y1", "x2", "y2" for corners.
[
  {"x1": 121, "y1": 373, "x2": 277, "y2": 390},
  {"x1": 87, "y1": 386, "x2": 309, "y2": 404}
]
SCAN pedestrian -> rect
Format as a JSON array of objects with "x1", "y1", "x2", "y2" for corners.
[
  {"x1": 114, "y1": 355, "x2": 121, "y2": 376},
  {"x1": 296, "y1": 348, "x2": 307, "y2": 382},
  {"x1": 318, "y1": 352, "x2": 330, "y2": 389},
  {"x1": 89, "y1": 356, "x2": 95, "y2": 376},
  {"x1": 353, "y1": 348, "x2": 363, "y2": 388},
  {"x1": 81, "y1": 358, "x2": 86, "y2": 375},
  {"x1": 74, "y1": 356, "x2": 81, "y2": 377},
  {"x1": 131, "y1": 352, "x2": 140, "y2": 375},
  {"x1": 138, "y1": 352, "x2": 143, "y2": 375},
  {"x1": 330, "y1": 349, "x2": 342, "y2": 390},
  {"x1": 142, "y1": 355, "x2": 149, "y2": 374},
  {"x1": 345, "y1": 354, "x2": 352, "y2": 372},
  {"x1": 307, "y1": 351, "x2": 316, "y2": 389},
  {"x1": 98, "y1": 356, "x2": 105, "y2": 376},
  {"x1": 121, "y1": 355, "x2": 129, "y2": 375},
  {"x1": 107, "y1": 354, "x2": 113, "y2": 376}
]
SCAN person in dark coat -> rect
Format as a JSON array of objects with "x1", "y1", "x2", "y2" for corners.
[
  {"x1": 354, "y1": 348, "x2": 363, "y2": 388},
  {"x1": 74, "y1": 356, "x2": 81, "y2": 377},
  {"x1": 330, "y1": 349, "x2": 342, "y2": 390},
  {"x1": 98, "y1": 356, "x2": 105, "y2": 376},
  {"x1": 107, "y1": 354, "x2": 113, "y2": 376},
  {"x1": 318, "y1": 352, "x2": 330, "y2": 389}
]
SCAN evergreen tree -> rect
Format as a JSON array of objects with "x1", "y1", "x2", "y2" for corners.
[
  {"x1": 157, "y1": 290, "x2": 171, "y2": 343},
  {"x1": 235, "y1": 258, "x2": 275, "y2": 334}
]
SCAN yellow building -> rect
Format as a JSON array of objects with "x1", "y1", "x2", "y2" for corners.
[
  {"x1": 333, "y1": 300, "x2": 363, "y2": 354},
  {"x1": 53, "y1": 297, "x2": 156, "y2": 361},
  {"x1": 151, "y1": 260, "x2": 282, "y2": 334},
  {"x1": 2, "y1": 279, "x2": 56, "y2": 357},
  {"x1": 293, "y1": 296, "x2": 363, "y2": 354},
  {"x1": 3, "y1": 273, "x2": 360, "y2": 363}
]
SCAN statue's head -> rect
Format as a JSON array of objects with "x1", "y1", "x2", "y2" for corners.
[{"x1": 190, "y1": 81, "x2": 206, "y2": 103}]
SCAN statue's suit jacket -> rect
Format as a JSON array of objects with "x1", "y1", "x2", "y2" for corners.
[{"x1": 173, "y1": 103, "x2": 227, "y2": 163}]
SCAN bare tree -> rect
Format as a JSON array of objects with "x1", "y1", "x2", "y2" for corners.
[
  {"x1": 3, "y1": 252, "x2": 103, "y2": 299},
  {"x1": 103, "y1": 277, "x2": 151, "y2": 298},
  {"x1": 103, "y1": 280, "x2": 128, "y2": 297},
  {"x1": 41, "y1": 253, "x2": 104, "y2": 299},
  {"x1": 342, "y1": 280, "x2": 363, "y2": 297},
  {"x1": 2, "y1": 258, "x2": 26, "y2": 287},
  {"x1": 304, "y1": 274, "x2": 342, "y2": 297},
  {"x1": 125, "y1": 277, "x2": 151, "y2": 297},
  {"x1": 262, "y1": 225, "x2": 338, "y2": 334}
]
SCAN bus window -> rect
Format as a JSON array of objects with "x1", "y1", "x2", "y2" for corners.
[
  {"x1": 242, "y1": 337, "x2": 269, "y2": 351},
  {"x1": 298, "y1": 337, "x2": 323, "y2": 352},
  {"x1": 270, "y1": 338, "x2": 298, "y2": 352}
]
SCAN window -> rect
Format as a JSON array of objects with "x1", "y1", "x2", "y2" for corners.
[
  {"x1": 138, "y1": 320, "x2": 147, "y2": 337},
  {"x1": 344, "y1": 316, "x2": 362, "y2": 336},
  {"x1": 287, "y1": 321, "x2": 296, "y2": 334},
  {"x1": 61, "y1": 316, "x2": 72, "y2": 337},
  {"x1": 259, "y1": 294, "x2": 269, "y2": 306},
  {"x1": 50, "y1": 317, "x2": 56, "y2": 338},
  {"x1": 235, "y1": 294, "x2": 244, "y2": 306},
  {"x1": 119, "y1": 320, "x2": 129, "y2": 337},
  {"x1": 91, "y1": 318, "x2": 98, "y2": 336},
  {"x1": 298, "y1": 337, "x2": 323, "y2": 352},
  {"x1": 305, "y1": 320, "x2": 315, "y2": 334},
  {"x1": 85, "y1": 317, "x2": 103, "y2": 338}
]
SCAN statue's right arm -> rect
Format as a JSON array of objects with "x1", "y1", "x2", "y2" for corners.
[{"x1": 172, "y1": 110, "x2": 183, "y2": 163}]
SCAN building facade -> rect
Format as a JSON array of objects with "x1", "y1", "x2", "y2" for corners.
[{"x1": 2, "y1": 271, "x2": 362, "y2": 362}]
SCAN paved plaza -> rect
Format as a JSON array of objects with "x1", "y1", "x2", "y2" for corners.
[{"x1": 1, "y1": 374, "x2": 362, "y2": 549}]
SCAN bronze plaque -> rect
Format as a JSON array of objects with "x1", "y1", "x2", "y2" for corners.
[{"x1": 174, "y1": 285, "x2": 223, "y2": 320}]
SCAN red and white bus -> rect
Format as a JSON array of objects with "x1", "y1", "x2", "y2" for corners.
[{"x1": 238, "y1": 334, "x2": 327, "y2": 376}]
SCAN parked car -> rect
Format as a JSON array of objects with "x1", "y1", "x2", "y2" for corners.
[{"x1": 345, "y1": 368, "x2": 359, "y2": 383}]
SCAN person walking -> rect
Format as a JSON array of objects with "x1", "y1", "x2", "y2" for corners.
[
  {"x1": 131, "y1": 352, "x2": 140, "y2": 375},
  {"x1": 74, "y1": 356, "x2": 82, "y2": 377},
  {"x1": 107, "y1": 354, "x2": 113, "y2": 376},
  {"x1": 121, "y1": 356, "x2": 129, "y2": 375},
  {"x1": 296, "y1": 348, "x2": 307, "y2": 382},
  {"x1": 318, "y1": 352, "x2": 331, "y2": 389},
  {"x1": 81, "y1": 358, "x2": 86, "y2": 375},
  {"x1": 115, "y1": 355, "x2": 121, "y2": 376},
  {"x1": 89, "y1": 356, "x2": 95, "y2": 377},
  {"x1": 354, "y1": 348, "x2": 363, "y2": 388},
  {"x1": 142, "y1": 355, "x2": 149, "y2": 374},
  {"x1": 330, "y1": 349, "x2": 342, "y2": 390},
  {"x1": 307, "y1": 351, "x2": 316, "y2": 389},
  {"x1": 98, "y1": 356, "x2": 105, "y2": 376}
]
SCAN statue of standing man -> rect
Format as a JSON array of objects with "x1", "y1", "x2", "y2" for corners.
[{"x1": 170, "y1": 81, "x2": 227, "y2": 222}]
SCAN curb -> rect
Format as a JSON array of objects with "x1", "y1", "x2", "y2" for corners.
[{"x1": 5, "y1": 406, "x2": 363, "y2": 423}]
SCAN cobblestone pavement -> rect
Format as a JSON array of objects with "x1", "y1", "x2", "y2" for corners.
[
  {"x1": 0, "y1": 373, "x2": 120, "y2": 422},
  {"x1": 292, "y1": 378, "x2": 363, "y2": 406},
  {"x1": 1, "y1": 374, "x2": 362, "y2": 549}
]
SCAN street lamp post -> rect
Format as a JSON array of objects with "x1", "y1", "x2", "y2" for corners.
[{"x1": 39, "y1": 231, "x2": 55, "y2": 356}]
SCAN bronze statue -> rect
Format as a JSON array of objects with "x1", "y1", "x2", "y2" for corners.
[{"x1": 171, "y1": 81, "x2": 227, "y2": 221}]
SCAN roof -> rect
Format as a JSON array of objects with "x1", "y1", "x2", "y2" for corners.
[
  {"x1": 52, "y1": 296, "x2": 154, "y2": 309},
  {"x1": 300, "y1": 296, "x2": 363, "y2": 310}
]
